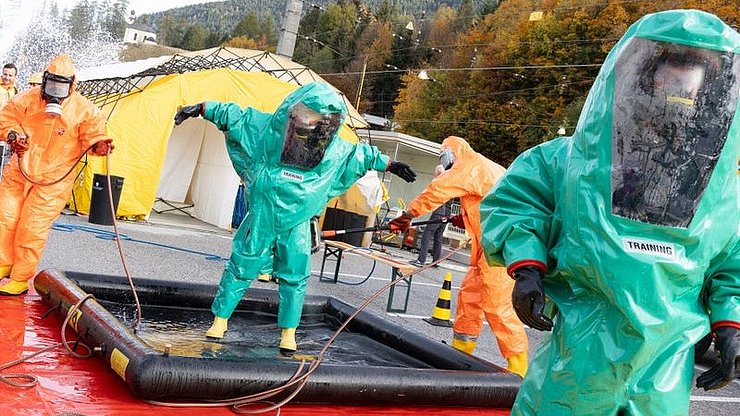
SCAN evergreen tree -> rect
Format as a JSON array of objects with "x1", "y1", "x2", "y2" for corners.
[
  {"x1": 232, "y1": 12, "x2": 261, "y2": 39},
  {"x1": 261, "y1": 15, "x2": 277, "y2": 47},
  {"x1": 67, "y1": 0, "x2": 97, "y2": 39},
  {"x1": 101, "y1": 0, "x2": 130, "y2": 40},
  {"x1": 180, "y1": 23, "x2": 209, "y2": 50},
  {"x1": 157, "y1": 15, "x2": 187, "y2": 47}
]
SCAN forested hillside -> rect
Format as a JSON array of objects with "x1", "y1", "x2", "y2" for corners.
[{"x1": 135, "y1": 0, "x2": 478, "y2": 36}]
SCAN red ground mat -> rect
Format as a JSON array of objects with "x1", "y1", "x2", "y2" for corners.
[{"x1": 0, "y1": 292, "x2": 510, "y2": 416}]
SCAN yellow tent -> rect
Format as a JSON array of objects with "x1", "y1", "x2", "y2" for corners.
[{"x1": 72, "y1": 47, "x2": 369, "y2": 229}]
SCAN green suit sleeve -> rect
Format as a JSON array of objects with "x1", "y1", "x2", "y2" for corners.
[
  {"x1": 203, "y1": 101, "x2": 244, "y2": 132},
  {"x1": 480, "y1": 138, "x2": 566, "y2": 271},
  {"x1": 707, "y1": 241, "x2": 740, "y2": 329},
  {"x1": 327, "y1": 142, "x2": 390, "y2": 200}
]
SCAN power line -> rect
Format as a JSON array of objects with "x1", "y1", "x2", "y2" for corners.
[
  {"x1": 352, "y1": 78, "x2": 595, "y2": 106},
  {"x1": 392, "y1": 119, "x2": 570, "y2": 129},
  {"x1": 318, "y1": 63, "x2": 603, "y2": 77},
  {"x1": 278, "y1": 33, "x2": 618, "y2": 72}
]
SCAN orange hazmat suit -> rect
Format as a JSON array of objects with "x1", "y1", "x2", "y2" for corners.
[
  {"x1": 406, "y1": 136, "x2": 527, "y2": 362},
  {"x1": 0, "y1": 55, "x2": 109, "y2": 292}
]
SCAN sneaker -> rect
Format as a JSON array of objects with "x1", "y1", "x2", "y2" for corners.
[{"x1": 409, "y1": 260, "x2": 424, "y2": 267}]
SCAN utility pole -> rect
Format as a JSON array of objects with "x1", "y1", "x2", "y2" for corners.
[{"x1": 276, "y1": 0, "x2": 303, "y2": 58}]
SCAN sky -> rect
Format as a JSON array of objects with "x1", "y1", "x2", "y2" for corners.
[{"x1": 55, "y1": 0, "x2": 224, "y2": 16}]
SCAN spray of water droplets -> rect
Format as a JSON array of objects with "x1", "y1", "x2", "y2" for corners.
[{"x1": 0, "y1": 1, "x2": 123, "y2": 88}]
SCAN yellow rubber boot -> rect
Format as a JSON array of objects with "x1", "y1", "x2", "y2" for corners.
[
  {"x1": 0, "y1": 265, "x2": 10, "y2": 279},
  {"x1": 0, "y1": 279, "x2": 29, "y2": 296},
  {"x1": 452, "y1": 338, "x2": 477, "y2": 354},
  {"x1": 506, "y1": 351, "x2": 528, "y2": 377},
  {"x1": 257, "y1": 274, "x2": 271, "y2": 282},
  {"x1": 279, "y1": 328, "x2": 297, "y2": 354},
  {"x1": 205, "y1": 316, "x2": 228, "y2": 339}
]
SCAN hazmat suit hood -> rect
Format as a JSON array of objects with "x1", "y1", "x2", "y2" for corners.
[
  {"x1": 43, "y1": 55, "x2": 76, "y2": 98},
  {"x1": 573, "y1": 9, "x2": 739, "y2": 230},
  {"x1": 267, "y1": 82, "x2": 347, "y2": 168},
  {"x1": 441, "y1": 135, "x2": 474, "y2": 159},
  {"x1": 439, "y1": 135, "x2": 475, "y2": 171},
  {"x1": 554, "y1": 9, "x2": 739, "y2": 321}
]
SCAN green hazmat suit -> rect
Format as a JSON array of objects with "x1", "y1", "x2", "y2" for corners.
[
  {"x1": 480, "y1": 10, "x2": 740, "y2": 416},
  {"x1": 204, "y1": 82, "x2": 390, "y2": 328}
]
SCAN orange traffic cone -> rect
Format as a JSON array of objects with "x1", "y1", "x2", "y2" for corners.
[{"x1": 424, "y1": 272, "x2": 453, "y2": 327}]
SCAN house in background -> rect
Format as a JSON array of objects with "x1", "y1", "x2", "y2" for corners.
[
  {"x1": 362, "y1": 113, "x2": 398, "y2": 131},
  {"x1": 123, "y1": 24, "x2": 157, "y2": 45}
]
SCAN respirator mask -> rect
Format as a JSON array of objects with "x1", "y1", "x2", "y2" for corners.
[
  {"x1": 439, "y1": 148, "x2": 455, "y2": 170},
  {"x1": 42, "y1": 72, "x2": 74, "y2": 117}
]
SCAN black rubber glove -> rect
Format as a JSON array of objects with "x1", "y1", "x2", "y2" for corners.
[
  {"x1": 174, "y1": 103, "x2": 204, "y2": 125},
  {"x1": 696, "y1": 326, "x2": 740, "y2": 390},
  {"x1": 388, "y1": 211, "x2": 413, "y2": 233},
  {"x1": 511, "y1": 265, "x2": 553, "y2": 331},
  {"x1": 310, "y1": 216, "x2": 320, "y2": 254},
  {"x1": 387, "y1": 161, "x2": 417, "y2": 183}
]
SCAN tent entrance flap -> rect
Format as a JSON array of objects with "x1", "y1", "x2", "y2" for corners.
[{"x1": 156, "y1": 119, "x2": 240, "y2": 229}]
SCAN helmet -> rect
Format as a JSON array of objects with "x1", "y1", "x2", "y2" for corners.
[
  {"x1": 42, "y1": 55, "x2": 76, "y2": 102},
  {"x1": 28, "y1": 72, "x2": 43, "y2": 86}
]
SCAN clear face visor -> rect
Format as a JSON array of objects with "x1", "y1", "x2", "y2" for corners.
[
  {"x1": 439, "y1": 149, "x2": 455, "y2": 170},
  {"x1": 610, "y1": 38, "x2": 739, "y2": 228},
  {"x1": 280, "y1": 102, "x2": 341, "y2": 170},
  {"x1": 653, "y1": 63, "x2": 705, "y2": 105},
  {"x1": 43, "y1": 78, "x2": 72, "y2": 99}
]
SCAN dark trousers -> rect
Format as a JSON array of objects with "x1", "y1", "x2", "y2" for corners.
[{"x1": 416, "y1": 222, "x2": 445, "y2": 263}]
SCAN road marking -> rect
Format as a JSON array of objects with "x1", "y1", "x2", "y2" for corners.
[
  {"x1": 386, "y1": 312, "x2": 494, "y2": 327},
  {"x1": 690, "y1": 395, "x2": 740, "y2": 403},
  {"x1": 387, "y1": 312, "x2": 441, "y2": 320},
  {"x1": 311, "y1": 270, "x2": 460, "y2": 289}
]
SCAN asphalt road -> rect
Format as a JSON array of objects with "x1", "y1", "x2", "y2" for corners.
[{"x1": 37, "y1": 211, "x2": 740, "y2": 415}]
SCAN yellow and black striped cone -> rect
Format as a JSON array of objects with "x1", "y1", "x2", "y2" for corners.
[{"x1": 424, "y1": 272, "x2": 453, "y2": 327}]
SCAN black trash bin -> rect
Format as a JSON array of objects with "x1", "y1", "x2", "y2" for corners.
[
  {"x1": 322, "y1": 207, "x2": 368, "y2": 246},
  {"x1": 89, "y1": 174, "x2": 124, "y2": 226}
]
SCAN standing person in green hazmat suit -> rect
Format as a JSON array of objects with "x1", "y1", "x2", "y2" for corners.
[
  {"x1": 479, "y1": 10, "x2": 739, "y2": 415},
  {"x1": 174, "y1": 82, "x2": 416, "y2": 353}
]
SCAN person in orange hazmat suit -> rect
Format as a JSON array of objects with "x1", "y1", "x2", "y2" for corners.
[
  {"x1": 27, "y1": 72, "x2": 43, "y2": 88},
  {"x1": 388, "y1": 136, "x2": 529, "y2": 377},
  {"x1": 0, "y1": 54, "x2": 113, "y2": 295}
]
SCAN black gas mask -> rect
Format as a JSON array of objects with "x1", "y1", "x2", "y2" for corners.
[
  {"x1": 280, "y1": 102, "x2": 341, "y2": 170},
  {"x1": 439, "y1": 148, "x2": 455, "y2": 170},
  {"x1": 41, "y1": 71, "x2": 74, "y2": 117}
]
